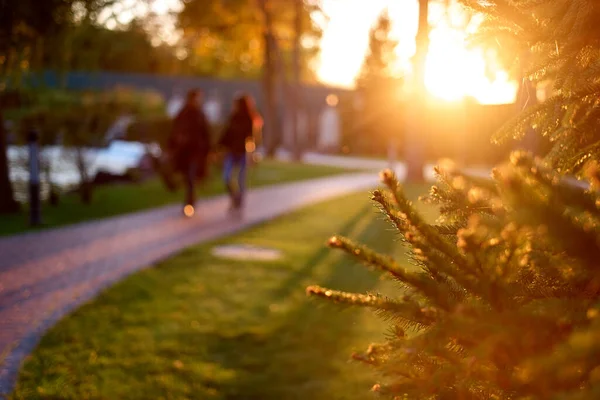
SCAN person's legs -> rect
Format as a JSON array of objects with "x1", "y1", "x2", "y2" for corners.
[
  {"x1": 185, "y1": 160, "x2": 197, "y2": 207},
  {"x1": 236, "y1": 153, "x2": 248, "y2": 207},
  {"x1": 223, "y1": 153, "x2": 236, "y2": 202}
]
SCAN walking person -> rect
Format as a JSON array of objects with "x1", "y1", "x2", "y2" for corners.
[
  {"x1": 219, "y1": 94, "x2": 262, "y2": 212},
  {"x1": 167, "y1": 89, "x2": 211, "y2": 217}
]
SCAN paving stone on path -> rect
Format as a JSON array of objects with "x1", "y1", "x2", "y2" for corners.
[{"x1": 211, "y1": 244, "x2": 283, "y2": 261}]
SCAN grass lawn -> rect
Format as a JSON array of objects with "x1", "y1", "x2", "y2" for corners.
[
  {"x1": 0, "y1": 160, "x2": 357, "y2": 236},
  {"x1": 9, "y1": 185, "x2": 433, "y2": 400}
]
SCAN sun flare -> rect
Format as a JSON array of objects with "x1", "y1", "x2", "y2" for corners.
[
  {"x1": 316, "y1": 1, "x2": 518, "y2": 105},
  {"x1": 424, "y1": 22, "x2": 517, "y2": 105}
]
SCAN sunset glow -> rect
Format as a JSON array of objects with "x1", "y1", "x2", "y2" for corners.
[
  {"x1": 424, "y1": 21, "x2": 518, "y2": 104},
  {"x1": 317, "y1": 0, "x2": 518, "y2": 105},
  {"x1": 120, "y1": 0, "x2": 518, "y2": 105}
]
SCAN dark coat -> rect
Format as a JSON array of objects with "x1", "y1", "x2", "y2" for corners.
[
  {"x1": 169, "y1": 104, "x2": 211, "y2": 177},
  {"x1": 219, "y1": 113, "x2": 254, "y2": 155}
]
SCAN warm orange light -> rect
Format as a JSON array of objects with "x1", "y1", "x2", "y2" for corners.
[
  {"x1": 326, "y1": 94, "x2": 339, "y2": 106},
  {"x1": 183, "y1": 205, "x2": 195, "y2": 217},
  {"x1": 315, "y1": 1, "x2": 518, "y2": 105},
  {"x1": 423, "y1": 21, "x2": 518, "y2": 104},
  {"x1": 245, "y1": 140, "x2": 256, "y2": 153}
]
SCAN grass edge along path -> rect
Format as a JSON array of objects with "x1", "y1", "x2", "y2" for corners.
[
  {"x1": 10, "y1": 185, "x2": 431, "y2": 400},
  {"x1": 0, "y1": 160, "x2": 358, "y2": 236}
]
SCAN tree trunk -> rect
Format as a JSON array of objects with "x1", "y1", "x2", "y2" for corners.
[
  {"x1": 76, "y1": 146, "x2": 93, "y2": 204},
  {"x1": 258, "y1": 0, "x2": 280, "y2": 158},
  {"x1": 0, "y1": 109, "x2": 20, "y2": 214},
  {"x1": 291, "y1": 0, "x2": 303, "y2": 161},
  {"x1": 404, "y1": 0, "x2": 429, "y2": 183}
]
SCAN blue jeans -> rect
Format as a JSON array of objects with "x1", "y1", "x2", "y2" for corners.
[
  {"x1": 185, "y1": 161, "x2": 197, "y2": 206},
  {"x1": 223, "y1": 153, "x2": 247, "y2": 205}
]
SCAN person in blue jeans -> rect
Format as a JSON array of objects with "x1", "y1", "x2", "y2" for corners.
[{"x1": 219, "y1": 94, "x2": 262, "y2": 211}]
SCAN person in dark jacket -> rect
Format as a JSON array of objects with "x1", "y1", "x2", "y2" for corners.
[
  {"x1": 219, "y1": 94, "x2": 262, "y2": 211},
  {"x1": 168, "y1": 89, "x2": 211, "y2": 216}
]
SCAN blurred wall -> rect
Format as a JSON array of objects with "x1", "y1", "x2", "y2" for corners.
[
  {"x1": 23, "y1": 71, "x2": 522, "y2": 164},
  {"x1": 424, "y1": 101, "x2": 517, "y2": 165},
  {"x1": 340, "y1": 97, "x2": 519, "y2": 166},
  {"x1": 29, "y1": 71, "x2": 351, "y2": 147}
]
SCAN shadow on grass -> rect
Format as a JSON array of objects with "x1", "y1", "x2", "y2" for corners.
[
  {"x1": 199, "y1": 207, "x2": 394, "y2": 399},
  {"x1": 265, "y1": 202, "x2": 373, "y2": 309}
]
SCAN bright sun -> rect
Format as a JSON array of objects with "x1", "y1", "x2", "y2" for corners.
[
  {"x1": 316, "y1": 0, "x2": 518, "y2": 105},
  {"x1": 424, "y1": 21, "x2": 517, "y2": 104}
]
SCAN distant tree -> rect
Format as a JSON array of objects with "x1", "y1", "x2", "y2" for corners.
[
  {"x1": 178, "y1": 0, "x2": 322, "y2": 80},
  {"x1": 0, "y1": 0, "x2": 115, "y2": 71},
  {"x1": 14, "y1": 88, "x2": 165, "y2": 204},
  {"x1": 0, "y1": 106, "x2": 19, "y2": 214},
  {"x1": 404, "y1": 0, "x2": 429, "y2": 182},
  {"x1": 44, "y1": 20, "x2": 184, "y2": 75},
  {"x1": 0, "y1": 0, "x2": 78, "y2": 214},
  {"x1": 0, "y1": 0, "x2": 135, "y2": 212},
  {"x1": 354, "y1": 9, "x2": 403, "y2": 156},
  {"x1": 356, "y1": 9, "x2": 399, "y2": 89}
]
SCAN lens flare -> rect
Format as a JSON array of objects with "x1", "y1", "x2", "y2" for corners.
[
  {"x1": 183, "y1": 205, "x2": 195, "y2": 218},
  {"x1": 326, "y1": 94, "x2": 339, "y2": 106},
  {"x1": 245, "y1": 140, "x2": 256, "y2": 153}
]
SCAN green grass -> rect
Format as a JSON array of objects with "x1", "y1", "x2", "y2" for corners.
[
  {"x1": 10, "y1": 185, "x2": 433, "y2": 400},
  {"x1": 0, "y1": 160, "x2": 357, "y2": 236}
]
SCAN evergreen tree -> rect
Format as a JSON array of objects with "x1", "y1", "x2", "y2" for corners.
[
  {"x1": 308, "y1": 1, "x2": 600, "y2": 398},
  {"x1": 354, "y1": 9, "x2": 403, "y2": 156},
  {"x1": 356, "y1": 9, "x2": 399, "y2": 89},
  {"x1": 310, "y1": 159, "x2": 600, "y2": 398}
]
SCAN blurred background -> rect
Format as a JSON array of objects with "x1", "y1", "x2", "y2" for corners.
[{"x1": 0, "y1": 0, "x2": 546, "y2": 211}]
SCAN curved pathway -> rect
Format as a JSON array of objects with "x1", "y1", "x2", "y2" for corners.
[{"x1": 0, "y1": 173, "x2": 377, "y2": 396}]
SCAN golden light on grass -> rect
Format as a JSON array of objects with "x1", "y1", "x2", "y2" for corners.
[{"x1": 183, "y1": 205, "x2": 195, "y2": 217}]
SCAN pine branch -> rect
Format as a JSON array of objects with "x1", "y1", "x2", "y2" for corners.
[
  {"x1": 370, "y1": 189, "x2": 406, "y2": 232},
  {"x1": 379, "y1": 169, "x2": 480, "y2": 278},
  {"x1": 327, "y1": 235, "x2": 415, "y2": 283},
  {"x1": 306, "y1": 285, "x2": 437, "y2": 326},
  {"x1": 511, "y1": 152, "x2": 599, "y2": 213},
  {"x1": 328, "y1": 235, "x2": 458, "y2": 310}
]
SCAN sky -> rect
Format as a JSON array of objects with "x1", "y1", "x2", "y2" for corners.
[
  {"x1": 99, "y1": 0, "x2": 182, "y2": 44},
  {"x1": 316, "y1": 0, "x2": 420, "y2": 88},
  {"x1": 316, "y1": 0, "x2": 518, "y2": 103}
]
